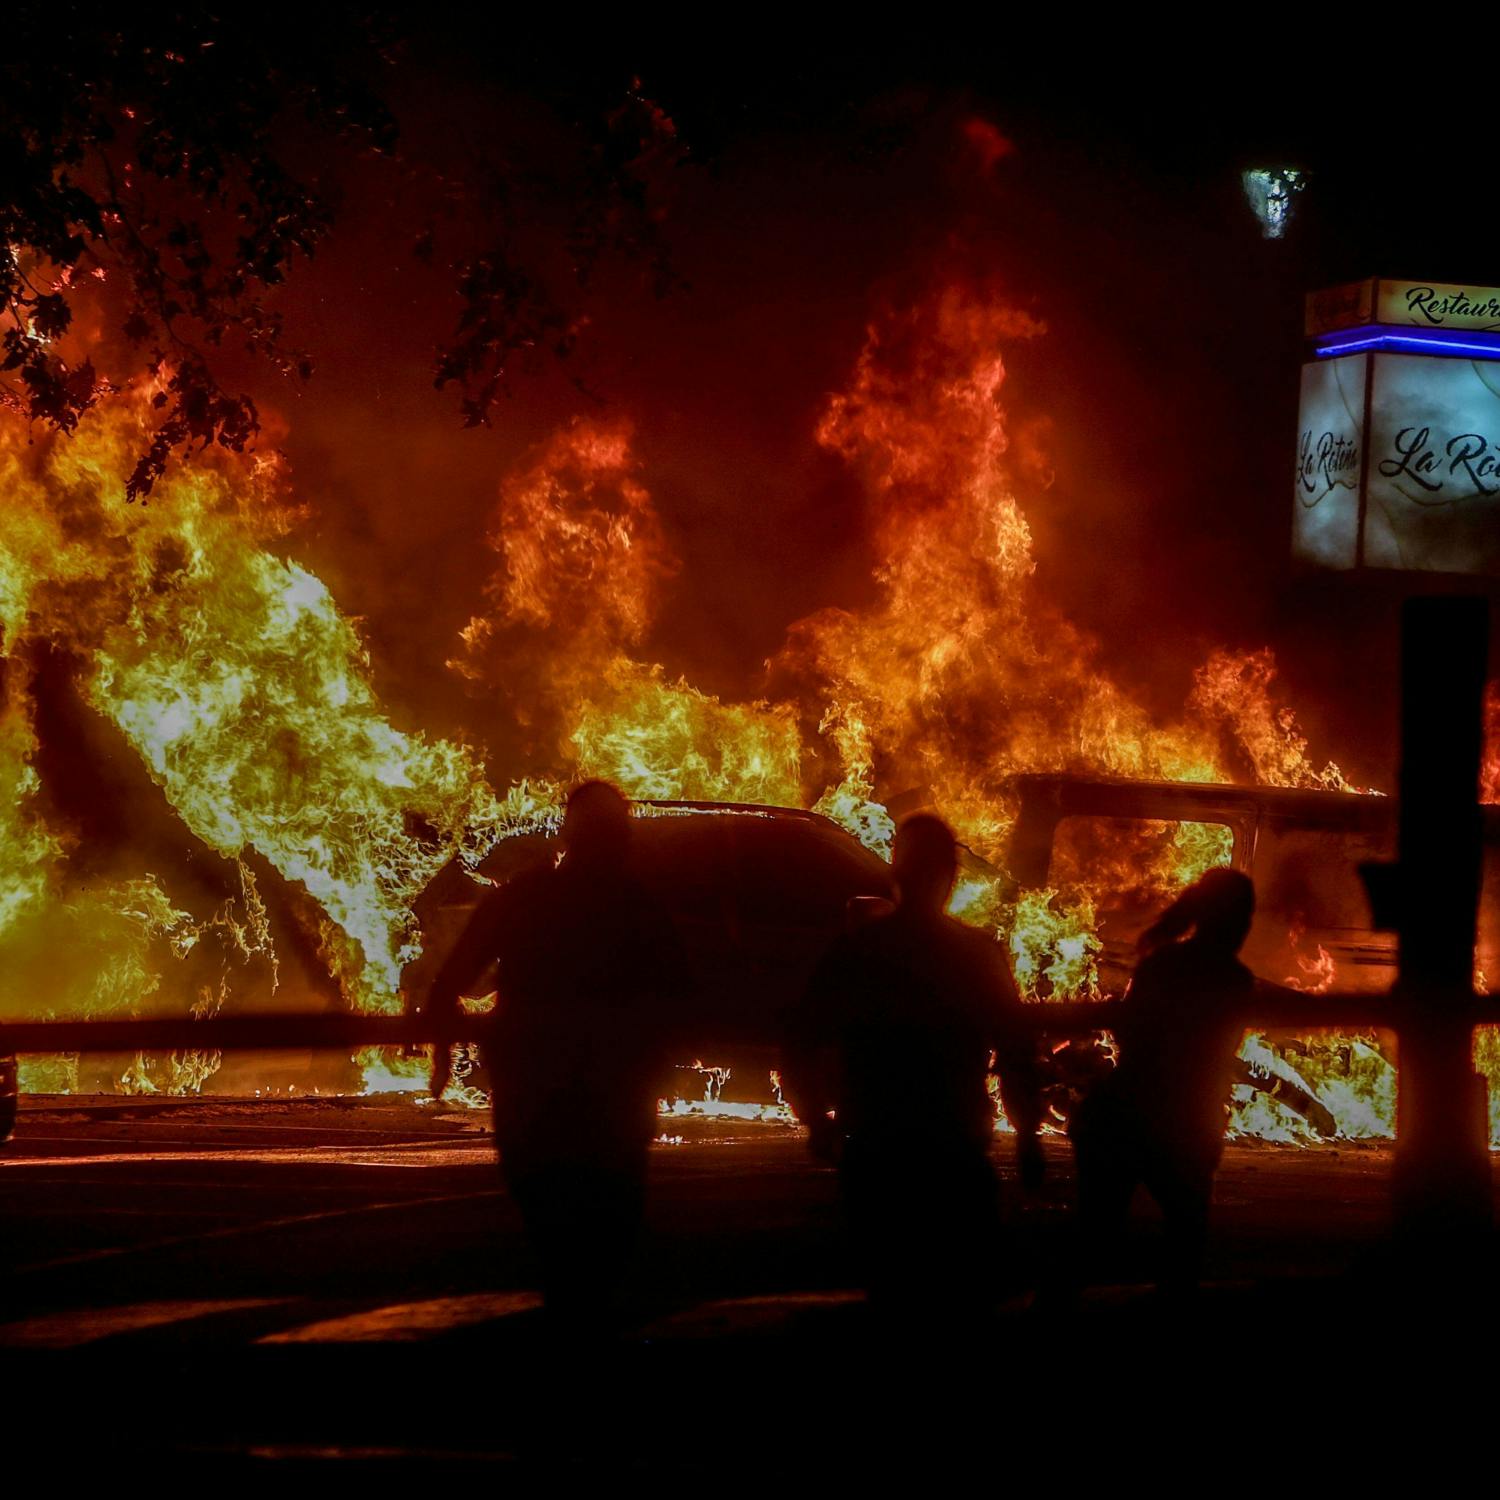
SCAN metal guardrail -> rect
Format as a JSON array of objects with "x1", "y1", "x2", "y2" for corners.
[
  {"x1": 0, "y1": 1013, "x2": 446, "y2": 1055},
  {"x1": 0, "y1": 991, "x2": 1495, "y2": 1057}
]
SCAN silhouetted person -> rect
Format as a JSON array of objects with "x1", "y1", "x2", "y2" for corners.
[
  {"x1": 786, "y1": 814, "x2": 1042, "y2": 1323},
  {"x1": 1069, "y1": 867, "x2": 1257, "y2": 1298},
  {"x1": 424, "y1": 780, "x2": 688, "y2": 1331}
]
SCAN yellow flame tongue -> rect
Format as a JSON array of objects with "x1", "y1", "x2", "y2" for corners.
[
  {"x1": 91, "y1": 548, "x2": 509, "y2": 1010},
  {"x1": 0, "y1": 387, "x2": 548, "y2": 1027}
]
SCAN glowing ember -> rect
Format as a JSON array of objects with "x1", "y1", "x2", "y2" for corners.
[
  {"x1": 658, "y1": 1062, "x2": 797, "y2": 1125},
  {"x1": 1283, "y1": 917, "x2": 1337, "y2": 996}
]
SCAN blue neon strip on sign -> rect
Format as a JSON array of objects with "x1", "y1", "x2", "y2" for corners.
[{"x1": 1315, "y1": 325, "x2": 1500, "y2": 360}]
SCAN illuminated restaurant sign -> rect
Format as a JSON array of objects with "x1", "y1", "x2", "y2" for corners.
[
  {"x1": 1307, "y1": 278, "x2": 1500, "y2": 337},
  {"x1": 1384, "y1": 281, "x2": 1500, "y2": 331},
  {"x1": 1294, "y1": 356, "x2": 1365, "y2": 569},
  {"x1": 1294, "y1": 351, "x2": 1500, "y2": 573},
  {"x1": 1295, "y1": 280, "x2": 1500, "y2": 575}
]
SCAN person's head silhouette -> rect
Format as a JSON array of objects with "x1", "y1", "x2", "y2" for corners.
[
  {"x1": 562, "y1": 780, "x2": 632, "y2": 870},
  {"x1": 1140, "y1": 866, "x2": 1254, "y2": 957},
  {"x1": 893, "y1": 813, "x2": 958, "y2": 915}
]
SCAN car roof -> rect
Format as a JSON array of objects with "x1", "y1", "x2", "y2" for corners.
[
  {"x1": 469, "y1": 797, "x2": 892, "y2": 884},
  {"x1": 445, "y1": 797, "x2": 894, "y2": 928}
]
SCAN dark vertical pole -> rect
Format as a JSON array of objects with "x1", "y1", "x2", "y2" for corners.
[
  {"x1": 1393, "y1": 596, "x2": 1491, "y2": 1239},
  {"x1": 1354, "y1": 352, "x2": 1372, "y2": 571}
]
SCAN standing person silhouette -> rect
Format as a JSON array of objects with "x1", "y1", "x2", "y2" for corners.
[
  {"x1": 1069, "y1": 867, "x2": 1257, "y2": 1299},
  {"x1": 785, "y1": 814, "x2": 1043, "y2": 1325},
  {"x1": 423, "y1": 781, "x2": 688, "y2": 1332}
]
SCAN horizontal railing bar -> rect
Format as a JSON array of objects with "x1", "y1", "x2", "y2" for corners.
[
  {"x1": 0, "y1": 991, "x2": 1496, "y2": 1056},
  {"x1": 0, "y1": 1013, "x2": 434, "y2": 1055}
]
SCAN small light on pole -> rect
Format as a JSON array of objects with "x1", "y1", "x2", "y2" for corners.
[{"x1": 1242, "y1": 166, "x2": 1306, "y2": 239}]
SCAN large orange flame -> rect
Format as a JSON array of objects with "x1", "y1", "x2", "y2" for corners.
[
  {"x1": 0, "y1": 386, "x2": 545, "y2": 1067},
  {"x1": 0, "y1": 283, "x2": 1446, "y2": 1143}
]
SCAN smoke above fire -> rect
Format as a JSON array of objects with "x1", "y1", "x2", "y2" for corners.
[{"x1": 446, "y1": 284, "x2": 1346, "y2": 859}]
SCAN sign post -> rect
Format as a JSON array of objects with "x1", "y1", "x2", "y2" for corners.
[{"x1": 1391, "y1": 596, "x2": 1492, "y2": 1241}]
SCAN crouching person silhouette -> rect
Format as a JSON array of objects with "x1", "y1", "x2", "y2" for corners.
[
  {"x1": 1069, "y1": 867, "x2": 1257, "y2": 1300},
  {"x1": 785, "y1": 814, "x2": 1042, "y2": 1327},
  {"x1": 423, "y1": 780, "x2": 688, "y2": 1333}
]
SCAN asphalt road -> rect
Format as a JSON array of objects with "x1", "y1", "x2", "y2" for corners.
[{"x1": 0, "y1": 1096, "x2": 1487, "y2": 1472}]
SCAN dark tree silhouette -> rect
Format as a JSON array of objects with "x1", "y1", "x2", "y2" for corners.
[
  {"x1": 432, "y1": 82, "x2": 683, "y2": 427},
  {"x1": 1, "y1": 9, "x2": 681, "y2": 495}
]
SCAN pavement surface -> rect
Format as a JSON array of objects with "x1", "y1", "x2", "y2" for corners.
[{"x1": 0, "y1": 1095, "x2": 1488, "y2": 1472}]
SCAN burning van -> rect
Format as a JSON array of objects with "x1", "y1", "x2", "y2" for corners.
[
  {"x1": 1003, "y1": 772, "x2": 1500, "y2": 993},
  {"x1": 1003, "y1": 772, "x2": 1500, "y2": 1144}
]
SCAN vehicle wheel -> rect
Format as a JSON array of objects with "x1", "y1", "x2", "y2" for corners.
[{"x1": 0, "y1": 1054, "x2": 17, "y2": 1144}]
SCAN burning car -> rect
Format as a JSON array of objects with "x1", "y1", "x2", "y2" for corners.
[{"x1": 406, "y1": 802, "x2": 897, "y2": 1086}]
